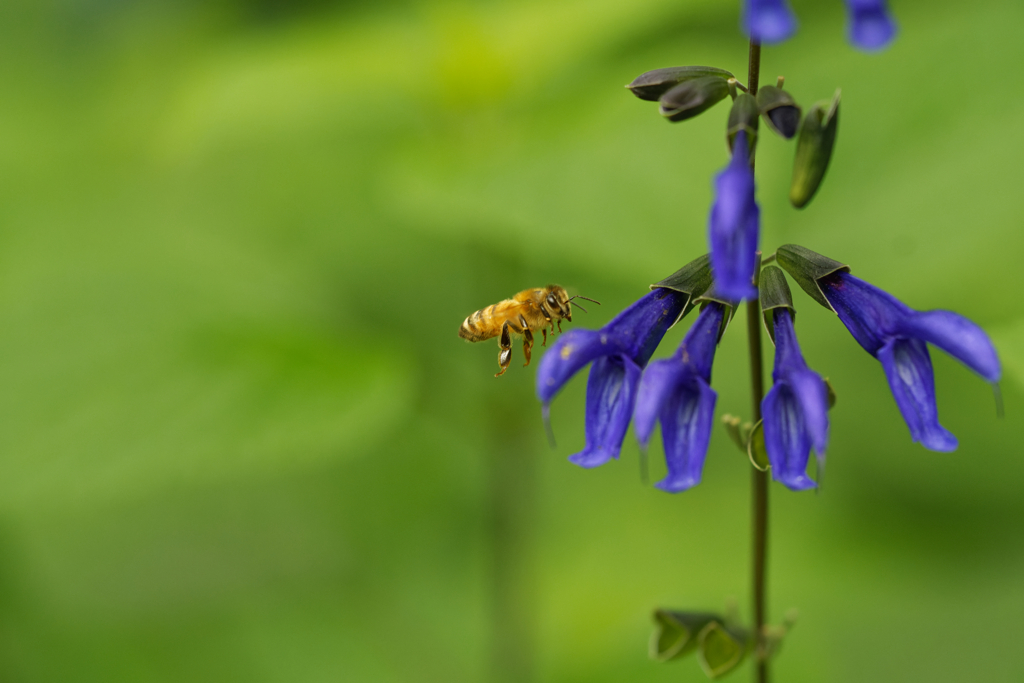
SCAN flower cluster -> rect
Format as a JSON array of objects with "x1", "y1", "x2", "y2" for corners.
[
  {"x1": 536, "y1": 249, "x2": 1000, "y2": 493},
  {"x1": 744, "y1": 0, "x2": 897, "y2": 51},
  {"x1": 536, "y1": 9, "x2": 997, "y2": 497}
]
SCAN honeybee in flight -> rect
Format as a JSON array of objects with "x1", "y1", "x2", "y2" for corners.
[{"x1": 460, "y1": 285, "x2": 599, "y2": 377}]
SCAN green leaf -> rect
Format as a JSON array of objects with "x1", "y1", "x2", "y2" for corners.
[
  {"x1": 756, "y1": 85, "x2": 802, "y2": 139},
  {"x1": 727, "y1": 93, "x2": 760, "y2": 153},
  {"x1": 759, "y1": 265, "x2": 795, "y2": 344},
  {"x1": 790, "y1": 88, "x2": 841, "y2": 208},
  {"x1": 659, "y1": 76, "x2": 731, "y2": 122},
  {"x1": 697, "y1": 622, "x2": 748, "y2": 679},
  {"x1": 650, "y1": 610, "x2": 721, "y2": 662},
  {"x1": 747, "y1": 419, "x2": 769, "y2": 471},
  {"x1": 627, "y1": 66, "x2": 735, "y2": 101},
  {"x1": 775, "y1": 244, "x2": 850, "y2": 312}
]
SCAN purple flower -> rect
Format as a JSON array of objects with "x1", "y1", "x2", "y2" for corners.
[
  {"x1": 633, "y1": 303, "x2": 726, "y2": 493},
  {"x1": 743, "y1": 0, "x2": 798, "y2": 44},
  {"x1": 709, "y1": 131, "x2": 760, "y2": 302},
  {"x1": 820, "y1": 271, "x2": 1000, "y2": 451},
  {"x1": 536, "y1": 288, "x2": 689, "y2": 468},
  {"x1": 844, "y1": 0, "x2": 897, "y2": 51},
  {"x1": 762, "y1": 309, "x2": 829, "y2": 491}
]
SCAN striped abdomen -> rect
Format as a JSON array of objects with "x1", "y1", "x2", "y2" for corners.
[{"x1": 459, "y1": 301, "x2": 511, "y2": 342}]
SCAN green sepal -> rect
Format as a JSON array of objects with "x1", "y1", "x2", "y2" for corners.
[
  {"x1": 721, "y1": 414, "x2": 753, "y2": 454},
  {"x1": 756, "y1": 85, "x2": 802, "y2": 139},
  {"x1": 727, "y1": 93, "x2": 760, "y2": 154},
  {"x1": 651, "y1": 254, "x2": 736, "y2": 339},
  {"x1": 825, "y1": 378, "x2": 837, "y2": 409},
  {"x1": 790, "y1": 89, "x2": 840, "y2": 208},
  {"x1": 697, "y1": 622, "x2": 749, "y2": 679},
  {"x1": 747, "y1": 419, "x2": 769, "y2": 471},
  {"x1": 759, "y1": 265, "x2": 795, "y2": 344},
  {"x1": 660, "y1": 76, "x2": 731, "y2": 122},
  {"x1": 651, "y1": 253, "x2": 714, "y2": 323},
  {"x1": 775, "y1": 244, "x2": 849, "y2": 312},
  {"x1": 693, "y1": 291, "x2": 737, "y2": 342},
  {"x1": 650, "y1": 610, "x2": 722, "y2": 662},
  {"x1": 762, "y1": 609, "x2": 800, "y2": 661},
  {"x1": 628, "y1": 66, "x2": 735, "y2": 101}
]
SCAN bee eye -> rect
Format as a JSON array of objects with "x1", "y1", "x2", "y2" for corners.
[{"x1": 547, "y1": 295, "x2": 558, "y2": 307}]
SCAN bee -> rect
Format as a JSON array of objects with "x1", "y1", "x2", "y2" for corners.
[{"x1": 459, "y1": 285, "x2": 599, "y2": 377}]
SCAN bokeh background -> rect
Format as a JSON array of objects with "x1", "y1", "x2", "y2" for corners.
[{"x1": 0, "y1": 0, "x2": 1022, "y2": 681}]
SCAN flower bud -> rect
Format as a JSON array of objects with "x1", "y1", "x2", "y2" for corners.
[
  {"x1": 727, "y1": 93, "x2": 760, "y2": 154},
  {"x1": 627, "y1": 66, "x2": 734, "y2": 101},
  {"x1": 756, "y1": 85, "x2": 802, "y2": 139},
  {"x1": 790, "y1": 89, "x2": 840, "y2": 208},
  {"x1": 659, "y1": 76, "x2": 731, "y2": 122}
]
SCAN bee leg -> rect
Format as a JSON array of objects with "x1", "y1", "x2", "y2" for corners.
[
  {"x1": 557, "y1": 319, "x2": 563, "y2": 333},
  {"x1": 495, "y1": 322, "x2": 513, "y2": 377},
  {"x1": 519, "y1": 315, "x2": 534, "y2": 366},
  {"x1": 538, "y1": 305, "x2": 552, "y2": 347}
]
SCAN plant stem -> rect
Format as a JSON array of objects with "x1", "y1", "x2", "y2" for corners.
[
  {"x1": 747, "y1": 42, "x2": 762, "y2": 95},
  {"x1": 746, "y1": 38, "x2": 769, "y2": 683}
]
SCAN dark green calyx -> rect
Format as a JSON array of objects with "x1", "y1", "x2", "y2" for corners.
[
  {"x1": 790, "y1": 88, "x2": 841, "y2": 208},
  {"x1": 650, "y1": 610, "x2": 720, "y2": 662},
  {"x1": 727, "y1": 92, "x2": 760, "y2": 154},
  {"x1": 775, "y1": 244, "x2": 849, "y2": 311},
  {"x1": 756, "y1": 85, "x2": 802, "y2": 139},
  {"x1": 759, "y1": 265, "x2": 795, "y2": 343},
  {"x1": 628, "y1": 66, "x2": 735, "y2": 101},
  {"x1": 651, "y1": 253, "x2": 713, "y2": 321},
  {"x1": 659, "y1": 76, "x2": 730, "y2": 122}
]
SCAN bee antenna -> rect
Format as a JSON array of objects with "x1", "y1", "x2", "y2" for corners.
[{"x1": 568, "y1": 295, "x2": 600, "y2": 314}]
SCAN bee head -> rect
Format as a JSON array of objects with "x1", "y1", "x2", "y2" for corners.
[
  {"x1": 547, "y1": 286, "x2": 572, "y2": 320},
  {"x1": 551, "y1": 286, "x2": 600, "y2": 320}
]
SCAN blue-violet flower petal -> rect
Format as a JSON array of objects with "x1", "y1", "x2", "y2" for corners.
[
  {"x1": 743, "y1": 0, "x2": 798, "y2": 44},
  {"x1": 820, "y1": 271, "x2": 1000, "y2": 451},
  {"x1": 634, "y1": 303, "x2": 725, "y2": 493},
  {"x1": 709, "y1": 131, "x2": 760, "y2": 302},
  {"x1": 762, "y1": 309, "x2": 829, "y2": 490},
  {"x1": 844, "y1": 0, "x2": 897, "y2": 51}
]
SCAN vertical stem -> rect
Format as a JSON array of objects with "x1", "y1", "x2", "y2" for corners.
[
  {"x1": 747, "y1": 42, "x2": 762, "y2": 95},
  {"x1": 746, "y1": 38, "x2": 769, "y2": 683}
]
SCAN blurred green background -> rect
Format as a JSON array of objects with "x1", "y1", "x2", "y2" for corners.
[{"x1": 0, "y1": 0, "x2": 1022, "y2": 681}]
